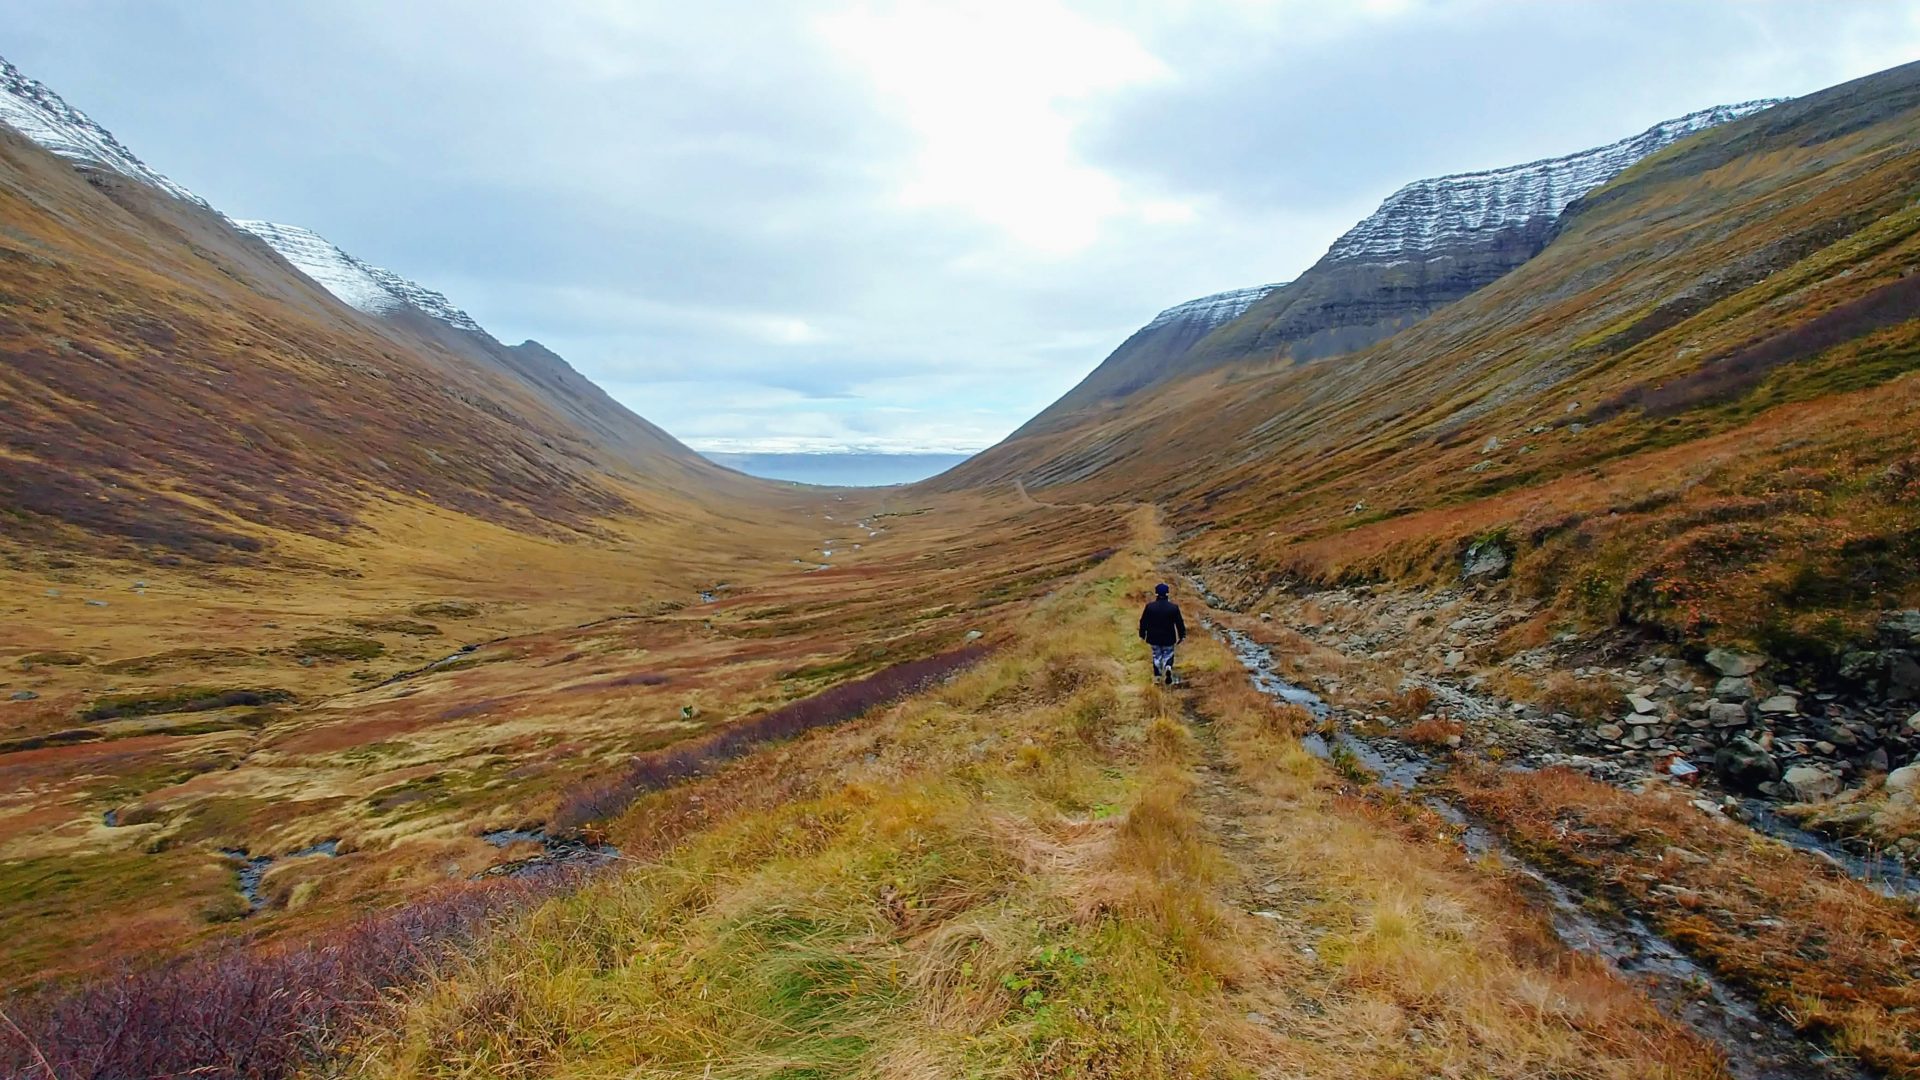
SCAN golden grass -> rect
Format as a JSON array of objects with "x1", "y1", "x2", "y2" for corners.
[{"x1": 332, "y1": 523, "x2": 1737, "y2": 1078}]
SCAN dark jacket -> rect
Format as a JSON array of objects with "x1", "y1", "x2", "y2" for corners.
[{"x1": 1138, "y1": 597, "x2": 1186, "y2": 647}]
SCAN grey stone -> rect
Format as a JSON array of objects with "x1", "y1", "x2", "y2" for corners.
[
  {"x1": 1782, "y1": 764, "x2": 1841, "y2": 802},
  {"x1": 1708, "y1": 702, "x2": 1750, "y2": 727},
  {"x1": 1713, "y1": 736, "x2": 1779, "y2": 792},
  {"x1": 1714, "y1": 676, "x2": 1756, "y2": 701},
  {"x1": 1627, "y1": 694, "x2": 1660, "y2": 715},
  {"x1": 9, "y1": 690, "x2": 38, "y2": 701},
  {"x1": 1756, "y1": 695, "x2": 1799, "y2": 715},
  {"x1": 964, "y1": 630, "x2": 984, "y2": 641},
  {"x1": 1705, "y1": 648, "x2": 1766, "y2": 677},
  {"x1": 1865, "y1": 747, "x2": 1890, "y2": 773},
  {"x1": 1906, "y1": 711, "x2": 1920, "y2": 735},
  {"x1": 84, "y1": 599, "x2": 108, "y2": 608},
  {"x1": 1462, "y1": 537, "x2": 1511, "y2": 580},
  {"x1": 1595, "y1": 722, "x2": 1625, "y2": 741}
]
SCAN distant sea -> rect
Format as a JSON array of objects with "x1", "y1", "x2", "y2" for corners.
[{"x1": 702, "y1": 452, "x2": 974, "y2": 487}]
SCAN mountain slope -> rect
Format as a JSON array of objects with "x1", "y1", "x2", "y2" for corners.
[
  {"x1": 0, "y1": 53, "x2": 755, "y2": 564},
  {"x1": 995, "y1": 100, "x2": 1782, "y2": 452},
  {"x1": 939, "y1": 61, "x2": 1920, "y2": 666}
]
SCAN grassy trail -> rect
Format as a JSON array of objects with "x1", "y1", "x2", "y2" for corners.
[{"x1": 332, "y1": 509, "x2": 1759, "y2": 1078}]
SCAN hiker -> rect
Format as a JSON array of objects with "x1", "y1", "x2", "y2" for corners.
[{"x1": 1138, "y1": 583, "x2": 1187, "y2": 686}]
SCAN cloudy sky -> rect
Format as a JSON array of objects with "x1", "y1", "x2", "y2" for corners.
[{"x1": 5, "y1": 2, "x2": 1918, "y2": 453}]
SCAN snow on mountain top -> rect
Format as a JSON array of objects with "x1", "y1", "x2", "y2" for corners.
[
  {"x1": 236, "y1": 220, "x2": 485, "y2": 334},
  {"x1": 0, "y1": 54, "x2": 486, "y2": 338},
  {"x1": 1325, "y1": 100, "x2": 1785, "y2": 264},
  {"x1": 0, "y1": 54, "x2": 210, "y2": 209},
  {"x1": 1144, "y1": 283, "x2": 1288, "y2": 331}
]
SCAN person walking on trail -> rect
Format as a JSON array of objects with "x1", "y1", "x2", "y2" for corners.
[{"x1": 1139, "y1": 583, "x2": 1186, "y2": 686}]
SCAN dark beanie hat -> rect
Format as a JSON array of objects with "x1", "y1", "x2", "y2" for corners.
[{"x1": 1155, "y1": 583, "x2": 1169, "y2": 595}]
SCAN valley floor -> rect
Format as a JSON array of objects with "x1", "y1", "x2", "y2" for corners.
[{"x1": 6, "y1": 499, "x2": 1918, "y2": 1078}]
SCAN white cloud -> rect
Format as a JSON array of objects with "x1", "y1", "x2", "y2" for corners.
[{"x1": 816, "y1": 0, "x2": 1185, "y2": 255}]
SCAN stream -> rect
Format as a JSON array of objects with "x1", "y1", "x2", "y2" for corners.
[
  {"x1": 1215, "y1": 623, "x2": 1872, "y2": 1080},
  {"x1": 478, "y1": 827, "x2": 619, "y2": 878},
  {"x1": 219, "y1": 840, "x2": 339, "y2": 913}
]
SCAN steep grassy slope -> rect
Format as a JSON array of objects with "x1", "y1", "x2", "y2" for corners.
[
  {"x1": 937, "y1": 61, "x2": 1920, "y2": 668},
  {"x1": 0, "y1": 123, "x2": 753, "y2": 566}
]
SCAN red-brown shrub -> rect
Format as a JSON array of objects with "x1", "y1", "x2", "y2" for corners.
[{"x1": 553, "y1": 643, "x2": 992, "y2": 830}]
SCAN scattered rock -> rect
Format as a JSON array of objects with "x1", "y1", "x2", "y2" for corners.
[
  {"x1": 1704, "y1": 648, "x2": 1766, "y2": 677},
  {"x1": 1713, "y1": 736, "x2": 1779, "y2": 792},
  {"x1": 1627, "y1": 694, "x2": 1660, "y2": 715},
  {"x1": 1481, "y1": 436, "x2": 1502, "y2": 454},
  {"x1": 84, "y1": 599, "x2": 108, "y2": 608},
  {"x1": 1906, "y1": 711, "x2": 1920, "y2": 735},
  {"x1": 1595, "y1": 722, "x2": 1625, "y2": 741},
  {"x1": 9, "y1": 690, "x2": 38, "y2": 701},
  {"x1": 1756, "y1": 695, "x2": 1799, "y2": 715},
  {"x1": 1782, "y1": 764, "x2": 1840, "y2": 802},
  {"x1": 964, "y1": 630, "x2": 984, "y2": 641}
]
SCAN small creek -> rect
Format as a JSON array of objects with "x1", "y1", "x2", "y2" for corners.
[
  {"x1": 219, "y1": 840, "x2": 339, "y2": 913},
  {"x1": 1215, "y1": 622, "x2": 1871, "y2": 1080},
  {"x1": 478, "y1": 827, "x2": 619, "y2": 878}
]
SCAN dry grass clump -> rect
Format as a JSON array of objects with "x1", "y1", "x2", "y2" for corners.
[
  {"x1": 1396, "y1": 716, "x2": 1465, "y2": 749},
  {"x1": 1448, "y1": 764, "x2": 1920, "y2": 1075}
]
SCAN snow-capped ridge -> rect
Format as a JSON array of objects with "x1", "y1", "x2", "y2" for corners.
[
  {"x1": 0, "y1": 55, "x2": 209, "y2": 208},
  {"x1": 1325, "y1": 99, "x2": 1785, "y2": 264},
  {"x1": 1144, "y1": 283, "x2": 1287, "y2": 331},
  {"x1": 234, "y1": 220, "x2": 486, "y2": 334},
  {"x1": 0, "y1": 53, "x2": 486, "y2": 338}
]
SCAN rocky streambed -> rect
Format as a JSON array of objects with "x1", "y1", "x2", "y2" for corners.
[{"x1": 1214, "y1": 624, "x2": 1877, "y2": 1080}]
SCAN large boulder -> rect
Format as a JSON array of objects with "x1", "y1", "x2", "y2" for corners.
[
  {"x1": 1782, "y1": 764, "x2": 1841, "y2": 802},
  {"x1": 1713, "y1": 736, "x2": 1780, "y2": 793}
]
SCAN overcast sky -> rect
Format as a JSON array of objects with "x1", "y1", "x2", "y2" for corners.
[{"x1": 5, "y1": 2, "x2": 1918, "y2": 453}]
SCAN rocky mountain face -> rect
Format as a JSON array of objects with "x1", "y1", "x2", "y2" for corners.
[
  {"x1": 1011, "y1": 100, "x2": 1784, "y2": 443},
  {"x1": 0, "y1": 53, "x2": 747, "y2": 563},
  {"x1": 1208, "y1": 101, "x2": 1785, "y2": 368}
]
